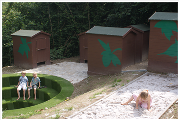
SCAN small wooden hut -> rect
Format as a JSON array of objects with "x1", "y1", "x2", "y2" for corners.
[
  {"x1": 86, "y1": 26, "x2": 138, "y2": 75},
  {"x1": 78, "y1": 32, "x2": 88, "y2": 63},
  {"x1": 125, "y1": 24, "x2": 150, "y2": 62},
  {"x1": 148, "y1": 12, "x2": 178, "y2": 73},
  {"x1": 11, "y1": 30, "x2": 51, "y2": 69}
]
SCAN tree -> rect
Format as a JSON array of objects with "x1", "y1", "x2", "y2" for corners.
[
  {"x1": 104, "y1": 2, "x2": 178, "y2": 27},
  {"x1": 2, "y1": 2, "x2": 25, "y2": 66}
]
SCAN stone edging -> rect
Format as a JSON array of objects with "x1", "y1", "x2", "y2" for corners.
[{"x1": 156, "y1": 97, "x2": 178, "y2": 119}]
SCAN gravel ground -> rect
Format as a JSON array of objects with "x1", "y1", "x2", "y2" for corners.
[
  {"x1": 17, "y1": 62, "x2": 88, "y2": 84},
  {"x1": 68, "y1": 72, "x2": 178, "y2": 119},
  {"x1": 2, "y1": 57, "x2": 178, "y2": 119}
]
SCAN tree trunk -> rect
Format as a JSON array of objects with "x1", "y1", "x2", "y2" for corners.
[
  {"x1": 88, "y1": 3, "x2": 90, "y2": 29},
  {"x1": 48, "y1": 4, "x2": 54, "y2": 48}
]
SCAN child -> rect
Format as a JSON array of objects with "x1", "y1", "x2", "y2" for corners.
[
  {"x1": 121, "y1": 90, "x2": 152, "y2": 111},
  {"x1": 28, "y1": 72, "x2": 40, "y2": 100},
  {"x1": 16, "y1": 71, "x2": 29, "y2": 100}
]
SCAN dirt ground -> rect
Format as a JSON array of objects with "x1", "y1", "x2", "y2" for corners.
[{"x1": 2, "y1": 56, "x2": 178, "y2": 119}]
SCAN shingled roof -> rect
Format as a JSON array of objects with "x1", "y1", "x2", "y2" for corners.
[
  {"x1": 11, "y1": 30, "x2": 50, "y2": 38},
  {"x1": 149, "y1": 12, "x2": 178, "y2": 21},
  {"x1": 86, "y1": 26, "x2": 132, "y2": 37}
]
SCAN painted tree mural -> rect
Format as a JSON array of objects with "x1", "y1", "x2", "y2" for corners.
[
  {"x1": 154, "y1": 20, "x2": 178, "y2": 41},
  {"x1": 98, "y1": 39, "x2": 122, "y2": 67},
  {"x1": 155, "y1": 20, "x2": 178, "y2": 63},
  {"x1": 18, "y1": 37, "x2": 31, "y2": 58},
  {"x1": 158, "y1": 38, "x2": 178, "y2": 63}
]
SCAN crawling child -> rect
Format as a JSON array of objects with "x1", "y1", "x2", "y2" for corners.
[{"x1": 121, "y1": 90, "x2": 152, "y2": 111}]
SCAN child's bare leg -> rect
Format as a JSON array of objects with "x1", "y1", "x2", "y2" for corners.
[
  {"x1": 23, "y1": 89, "x2": 26, "y2": 100},
  {"x1": 34, "y1": 88, "x2": 36, "y2": 100},
  {"x1": 27, "y1": 89, "x2": 30, "y2": 100},
  {"x1": 121, "y1": 95, "x2": 134, "y2": 105},
  {"x1": 17, "y1": 89, "x2": 20, "y2": 100}
]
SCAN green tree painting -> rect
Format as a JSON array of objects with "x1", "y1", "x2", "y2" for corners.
[
  {"x1": 98, "y1": 39, "x2": 122, "y2": 67},
  {"x1": 18, "y1": 37, "x2": 31, "y2": 58},
  {"x1": 154, "y1": 20, "x2": 178, "y2": 41},
  {"x1": 155, "y1": 20, "x2": 178, "y2": 63},
  {"x1": 158, "y1": 38, "x2": 178, "y2": 63}
]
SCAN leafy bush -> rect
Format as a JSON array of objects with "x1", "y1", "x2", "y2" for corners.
[
  {"x1": 117, "y1": 79, "x2": 122, "y2": 82},
  {"x1": 50, "y1": 46, "x2": 65, "y2": 60},
  {"x1": 112, "y1": 78, "x2": 122, "y2": 87}
]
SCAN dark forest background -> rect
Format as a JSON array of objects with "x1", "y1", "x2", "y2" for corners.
[{"x1": 2, "y1": 2, "x2": 178, "y2": 67}]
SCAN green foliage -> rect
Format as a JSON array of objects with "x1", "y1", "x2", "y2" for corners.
[
  {"x1": 2, "y1": 2, "x2": 178, "y2": 67},
  {"x1": 117, "y1": 79, "x2": 122, "y2": 82},
  {"x1": 54, "y1": 114, "x2": 60, "y2": 119},
  {"x1": 114, "y1": 78, "x2": 117, "y2": 82},
  {"x1": 112, "y1": 82, "x2": 117, "y2": 87},
  {"x1": 112, "y1": 78, "x2": 122, "y2": 87},
  {"x1": 9, "y1": 111, "x2": 42, "y2": 119},
  {"x1": 16, "y1": 115, "x2": 29, "y2": 119},
  {"x1": 65, "y1": 106, "x2": 73, "y2": 111},
  {"x1": 50, "y1": 47, "x2": 65, "y2": 60},
  {"x1": 104, "y1": 2, "x2": 178, "y2": 27},
  {"x1": 89, "y1": 90, "x2": 104, "y2": 99},
  {"x1": 121, "y1": 83, "x2": 125, "y2": 86}
]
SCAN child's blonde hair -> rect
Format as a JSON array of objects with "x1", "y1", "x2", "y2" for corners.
[
  {"x1": 140, "y1": 90, "x2": 148, "y2": 99},
  {"x1": 21, "y1": 71, "x2": 26, "y2": 74}
]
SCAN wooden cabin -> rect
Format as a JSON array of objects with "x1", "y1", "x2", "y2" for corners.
[
  {"x1": 78, "y1": 32, "x2": 88, "y2": 63},
  {"x1": 148, "y1": 12, "x2": 178, "y2": 73},
  {"x1": 125, "y1": 24, "x2": 150, "y2": 62},
  {"x1": 86, "y1": 26, "x2": 139, "y2": 75},
  {"x1": 11, "y1": 30, "x2": 51, "y2": 69}
]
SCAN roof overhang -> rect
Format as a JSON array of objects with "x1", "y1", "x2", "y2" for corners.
[
  {"x1": 122, "y1": 28, "x2": 138, "y2": 38},
  {"x1": 125, "y1": 25, "x2": 144, "y2": 33},
  {"x1": 148, "y1": 12, "x2": 178, "y2": 21},
  {"x1": 11, "y1": 30, "x2": 51, "y2": 38}
]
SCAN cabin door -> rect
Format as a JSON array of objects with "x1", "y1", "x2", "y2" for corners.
[
  {"x1": 36, "y1": 38, "x2": 47, "y2": 63},
  {"x1": 83, "y1": 35, "x2": 88, "y2": 62}
]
